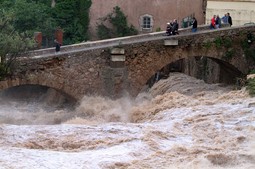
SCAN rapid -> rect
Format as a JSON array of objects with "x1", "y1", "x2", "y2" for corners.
[{"x1": 0, "y1": 72, "x2": 254, "y2": 169}]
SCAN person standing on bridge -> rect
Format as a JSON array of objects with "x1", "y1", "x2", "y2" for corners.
[
  {"x1": 215, "y1": 15, "x2": 221, "y2": 28},
  {"x1": 54, "y1": 39, "x2": 61, "y2": 53},
  {"x1": 172, "y1": 19, "x2": 179, "y2": 35},
  {"x1": 222, "y1": 14, "x2": 228, "y2": 24},
  {"x1": 191, "y1": 17, "x2": 197, "y2": 32},
  {"x1": 227, "y1": 13, "x2": 232, "y2": 27},
  {"x1": 210, "y1": 15, "x2": 216, "y2": 29},
  {"x1": 166, "y1": 22, "x2": 172, "y2": 36}
]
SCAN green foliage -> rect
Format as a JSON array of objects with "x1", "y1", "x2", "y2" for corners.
[
  {"x1": 97, "y1": 24, "x2": 111, "y2": 40},
  {"x1": 202, "y1": 41, "x2": 212, "y2": 49},
  {"x1": 214, "y1": 37, "x2": 232, "y2": 49},
  {"x1": 241, "y1": 33, "x2": 255, "y2": 62},
  {"x1": 0, "y1": 64, "x2": 9, "y2": 80},
  {"x1": 12, "y1": 0, "x2": 50, "y2": 33},
  {"x1": 212, "y1": 37, "x2": 234, "y2": 61},
  {"x1": 223, "y1": 49, "x2": 235, "y2": 61},
  {"x1": 1, "y1": 0, "x2": 92, "y2": 46},
  {"x1": 244, "y1": 48, "x2": 255, "y2": 61},
  {"x1": 79, "y1": 0, "x2": 92, "y2": 39},
  {"x1": 156, "y1": 27, "x2": 162, "y2": 32},
  {"x1": 250, "y1": 69, "x2": 255, "y2": 74},
  {"x1": 214, "y1": 37, "x2": 223, "y2": 48},
  {"x1": 1, "y1": 0, "x2": 55, "y2": 47},
  {"x1": 0, "y1": 8, "x2": 35, "y2": 80},
  {"x1": 241, "y1": 40, "x2": 250, "y2": 49},
  {"x1": 222, "y1": 37, "x2": 232, "y2": 48},
  {"x1": 97, "y1": 6, "x2": 138, "y2": 39},
  {"x1": 52, "y1": 0, "x2": 92, "y2": 44},
  {"x1": 247, "y1": 78, "x2": 255, "y2": 96}
]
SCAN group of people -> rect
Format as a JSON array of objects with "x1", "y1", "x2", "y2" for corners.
[
  {"x1": 166, "y1": 19, "x2": 179, "y2": 36},
  {"x1": 165, "y1": 12, "x2": 232, "y2": 35},
  {"x1": 210, "y1": 13, "x2": 232, "y2": 29}
]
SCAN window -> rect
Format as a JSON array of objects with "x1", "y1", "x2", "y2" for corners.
[
  {"x1": 140, "y1": 14, "x2": 153, "y2": 32},
  {"x1": 143, "y1": 16, "x2": 151, "y2": 29}
]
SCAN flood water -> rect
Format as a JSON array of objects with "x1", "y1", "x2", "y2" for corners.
[{"x1": 0, "y1": 72, "x2": 254, "y2": 169}]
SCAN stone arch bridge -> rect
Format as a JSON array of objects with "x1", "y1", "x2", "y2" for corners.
[{"x1": 0, "y1": 25, "x2": 255, "y2": 101}]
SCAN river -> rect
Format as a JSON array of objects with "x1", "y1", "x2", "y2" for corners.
[{"x1": 0, "y1": 72, "x2": 254, "y2": 169}]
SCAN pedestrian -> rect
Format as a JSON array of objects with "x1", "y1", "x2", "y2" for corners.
[
  {"x1": 227, "y1": 13, "x2": 232, "y2": 26},
  {"x1": 54, "y1": 39, "x2": 61, "y2": 53},
  {"x1": 210, "y1": 15, "x2": 216, "y2": 29},
  {"x1": 191, "y1": 17, "x2": 197, "y2": 32},
  {"x1": 166, "y1": 22, "x2": 172, "y2": 36},
  {"x1": 172, "y1": 19, "x2": 179, "y2": 35},
  {"x1": 222, "y1": 14, "x2": 228, "y2": 24},
  {"x1": 215, "y1": 15, "x2": 221, "y2": 28}
]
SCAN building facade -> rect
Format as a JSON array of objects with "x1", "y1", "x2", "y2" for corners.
[
  {"x1": 206, "y1": 0, "x2": 255, "y2": 26},
  {"x1": 89, "y1": 0, "x2": 207, "y2": 39}
]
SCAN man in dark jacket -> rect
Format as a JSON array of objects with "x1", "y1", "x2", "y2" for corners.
[
  {"x1": 54, "y1": 39, "x2": 61, "y2": 53},
  {"x1": 191, "y1": 17, "x2": 197, "y2": 32},
  {"x1": 227, "y1": 13, "x2": 232, "y2": 26},
  {"x1": 172, "y1": 19, "x2": 179, "y2": 35}
]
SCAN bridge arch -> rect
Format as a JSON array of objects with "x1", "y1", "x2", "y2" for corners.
[
  {"x1": 125, "y1": 46, "x2": 247, "y2": 96},
  {"x1": 142, "y1": 56, "x2": 244, "y2": 91},
  {"x1": 0, "y1": 82, "x2": 77, "y2": 106}
]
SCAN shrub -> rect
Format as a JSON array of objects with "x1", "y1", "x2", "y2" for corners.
[
  {"x1": 96, "y1": 6, "x2": 138, "y2": 39},
  {"x1": 247, "y1": 78, "x2": 255, "y2": 96}
]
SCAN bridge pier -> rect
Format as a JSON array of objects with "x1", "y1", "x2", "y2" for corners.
[{"x1": 101, "y1": 48, "x2": 129, "y2": 98}]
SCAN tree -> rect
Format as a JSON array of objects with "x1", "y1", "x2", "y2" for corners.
[
  {"x1": 1, "y1": 0, "x2": 92, "y2": 46},
  {"x1": 97, "y1": 6, "x2": 138, "y2": 40},
  {"x1": 12, "y1": 0, "x2": 56, "y2": 47},
  {"x1": 52, "y1": 0, "x2": 91, "y2": 44},
  {"x1": 0, "y1": 9, "x2": 35, "y2": 80}
]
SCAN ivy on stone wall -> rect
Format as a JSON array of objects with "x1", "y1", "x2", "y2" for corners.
[
  {"x1": 241, "y1": 32, "x2": 255, "y2": 62},
  {"x1": 214, "y1": 37, "x2": 233, "y2": 49},
  {"x1": 223, "y1": 38, "x2": 232, "y2": 48},
  {"x1": 214, "y1": 37, "x2": 223, "y2": 48},
  {"x1": 202, "y1": 41, "x2": 212, "y2": 49},
  {"x1": 223, "y1": 49, "x2": 234, "y2": 61},
  {"x1": 212, "y1": 37, "x2": 234, "y2": 61}
]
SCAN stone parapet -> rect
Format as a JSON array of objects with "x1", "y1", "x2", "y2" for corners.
[{"x1": 24, "y1": 24, "x2": 230, "y2": 58}]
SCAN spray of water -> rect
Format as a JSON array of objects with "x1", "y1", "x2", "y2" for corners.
[{"x1": 0, "y1": 73, "x2": 255, "y2": 168}]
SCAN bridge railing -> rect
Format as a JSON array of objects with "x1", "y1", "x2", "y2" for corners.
[{"x1": 24, "y1": 23, "x2": 231, "y2": 57}]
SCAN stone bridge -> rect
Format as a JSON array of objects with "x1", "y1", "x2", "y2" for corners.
[{"x1": 0, "y1": 24, "x2": 255, "y2": 101}]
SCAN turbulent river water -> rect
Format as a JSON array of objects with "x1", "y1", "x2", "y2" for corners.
[{"x1": 0, "y1": 72, "x2": 255, "y2": 169}]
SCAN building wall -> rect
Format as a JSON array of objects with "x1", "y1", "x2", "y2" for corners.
[
  {"x1": 89, "y1": 0, "x2": 206, "y2": 39},
  {"x1": 206, "y1": 0, "x2": 255, "y2": 26}
]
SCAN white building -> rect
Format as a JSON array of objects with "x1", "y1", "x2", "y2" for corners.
[{"x1": 206, "y1": 0, "x2": 255, "y2": 26}]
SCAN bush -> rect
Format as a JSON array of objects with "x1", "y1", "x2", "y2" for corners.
[
  {"x1": 97, "y1": 6, "x2": 138, "y2": 39},
  {"x1": 247, "y1": 78, "x2": 255, "y2": 96}
]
